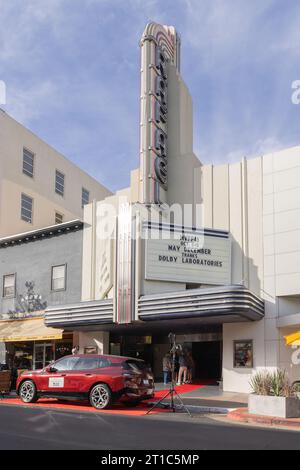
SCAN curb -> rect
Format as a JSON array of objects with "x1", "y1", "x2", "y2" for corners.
[
  {"x1": 147, "y1": 401, "x2": 234, "y2": 415},
  {"x1": 1, "y1": 396, "x2": 236, "y2": 416},
  {"x1": 228, "y1": 408, "x2": 300, "y2": 429}
]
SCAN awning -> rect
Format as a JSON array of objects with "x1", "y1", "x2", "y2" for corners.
[
  {"x1": 285, "y1": 331, "x2": 300, "y2": 346},
  {"x1": 45, "y1": 299, "x2": 114, "y2": 329},
  {"x1": 0, "y1": 317, "x2": 63, "y2": 342},
  {"x1": 138, "y1": 285, "x2": 264, "y2": 323}
]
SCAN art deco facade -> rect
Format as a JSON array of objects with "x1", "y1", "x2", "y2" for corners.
[{"x1": 1, "y1": 23, "x2": 300, "y2": 393}]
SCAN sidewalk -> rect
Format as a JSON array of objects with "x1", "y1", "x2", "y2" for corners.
[
  {"x1": 150, "y1": 383, "x2": 248, "y2": 413},
  {"x1": 154, "y1": 384, "x2": 300, "y2": 429}
]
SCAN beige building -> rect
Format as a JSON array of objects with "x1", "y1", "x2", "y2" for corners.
[
  {"x1": 42, "y1": 22, "x2": 300, "y2": 393},
  {"x1": 0, "y1": 110, "x2": 112, "y2": 237}
]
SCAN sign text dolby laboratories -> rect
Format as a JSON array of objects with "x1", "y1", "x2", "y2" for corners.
[{"x1": 145, "y1": 230, "x2": 231, "y2": 285}]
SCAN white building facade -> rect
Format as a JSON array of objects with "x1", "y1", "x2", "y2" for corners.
[
  {"x1": 44, "y1": 23, "x2": 300, "y2": 393},
  {"x1": 0, "y1": 110, "x2": 112, "y2": 237}
]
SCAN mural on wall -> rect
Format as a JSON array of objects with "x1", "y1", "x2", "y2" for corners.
[{"x1": 2, "y1": 281, "x2": 47, "y2": 320}]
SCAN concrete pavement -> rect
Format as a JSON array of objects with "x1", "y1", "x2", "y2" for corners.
[
  {"x1": 150, "y1": 383, "x2": 248, "y2": 413},
  {"x1": 1, "y1": 402, "x2": 300, "y2": 450}
]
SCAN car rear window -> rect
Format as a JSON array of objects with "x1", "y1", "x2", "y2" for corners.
[{"x1": 123, "y1": 360, "x2": 147, "y2": 373}]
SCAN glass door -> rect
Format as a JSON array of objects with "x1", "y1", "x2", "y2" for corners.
[
  {"x1": 45, "y1": 344, "x2": 54, "y2": 367},
  {"x1": 34, "y1": 344, "x2": 44, "y2": 370},
  {"x1": 34, "y1": 343, "x2": 55, "y2": 370}
]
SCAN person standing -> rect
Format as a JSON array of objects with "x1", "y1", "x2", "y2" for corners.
[
  {"x1": 186, "y1": 351, "x2": 195, "y2": 384},
  {"x1": 174, "y1": 351, "x2": 180, "y2": 383},
  {"x1": 162, "y1": 353, "x2": 171, "y2": 385},
  {"x1": 72, "y1": 346, "x2": 79, "y2": 355},
  {"x1": 177, "y1": 352, "x2": 188, "y2": 385}
]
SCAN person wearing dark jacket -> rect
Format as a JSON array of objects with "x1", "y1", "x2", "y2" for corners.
[
  {"x1": 162, "y1": 353, "x2": 172, "y2": 385},
  {"x1": 177, "y1": 352, "x2": 188, "y2": 385}
]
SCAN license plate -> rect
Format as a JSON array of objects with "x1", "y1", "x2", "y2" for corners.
[
  {"x1": 49, "y1": 377, "x2": 64, "y2": 388},
  {"x1": 143, "y1": 379, "x2": 149, "y2": 385}
]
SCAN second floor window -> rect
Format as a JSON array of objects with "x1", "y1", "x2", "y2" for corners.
[
  {"x1": 3, "y1": 274, "x2": 16, "y2": 298},
  {"x1": 82, "y1": 187, "x2": 90, "y2": 208},
  {"x1": 55, "y1": 170, "x2": 65, "y2": 197},
  {"x1": 21, "y1": 193, "x2": 33, "y2": 223},
  {"x1": 23, "y1": 148, "x2": 34, "y2": 178},
  {"x1": 51, "y1": 264, "x2": 67, "y2": 291}
]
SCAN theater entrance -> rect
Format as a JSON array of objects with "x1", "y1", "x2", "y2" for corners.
[
  {"x1": 191, "y1": 341, "x2": 222, "y2": 381},
  {"x1": 110, "y1": 331, "x2": 222, "y2": 382},
  {"x1": 110, "y1": 335, "x2": 153, "y2": 367}
]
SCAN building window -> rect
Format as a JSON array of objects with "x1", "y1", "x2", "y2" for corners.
[
  {"x1": 82, "y1": 188, "x2": 90, "y2": 208},
  {"x1": 23, "y1": 148, "x2": 34, "y2": 178},
  {"x1": 3, "y1": 274, "x2": 16, "y2": 298},
  {"x1": 55, "y1": 170, "x2": 65, "y2": 197},
  {"x1": 55, "y1": 212, "x2": 63, "y2": 224},
  {"x1": 51, "y1": 265, "x2": 67, "y2": 291},
  {"x1": 21, "y1": 193, "x2": 33, "y2": 223},
  {"x1": 233, "y1": 340, "x2": 253, "y2": 369}
]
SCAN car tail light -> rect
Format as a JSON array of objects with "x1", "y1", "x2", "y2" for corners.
[{"x1": 123, "y1": 372, "x2": 142, "y2": 388}]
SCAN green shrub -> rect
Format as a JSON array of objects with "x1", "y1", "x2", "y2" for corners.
[
  {"x1": 250, "y1": 369, "x2": 295, "y2": 397},
  {"x1": 250, "y1": 370, "x2": 272, "y2": 396}
]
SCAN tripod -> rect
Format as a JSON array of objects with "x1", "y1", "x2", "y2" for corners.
[{"x1": 145, "y1": 334, "x2": 191, "y2": 417}]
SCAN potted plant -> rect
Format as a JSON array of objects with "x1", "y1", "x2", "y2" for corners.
[{"x1": 248, "y1": 370, "x2": 300, "y2": 419}]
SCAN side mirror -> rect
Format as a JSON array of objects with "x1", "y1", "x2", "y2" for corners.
[{"x1": 47, "y1": 366, "x2": 58, "y2": 373}]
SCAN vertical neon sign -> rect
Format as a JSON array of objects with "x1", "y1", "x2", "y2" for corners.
[{"x1": 139, "y1": 23, "x2": 181, "y2": 205}]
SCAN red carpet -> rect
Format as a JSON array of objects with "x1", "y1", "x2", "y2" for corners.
[
  {"x1": 0, "y1": 381, "x2": 212, "y2": 416},
  {"x1": 0, "y1": 397, "x2": 164, "y2": 416},
  {"x1": 153, "y1": 380, "x2": 214, "y2": 399}
]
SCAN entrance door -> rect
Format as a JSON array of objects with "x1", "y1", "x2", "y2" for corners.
[
  {"x1": 34, "y1": 343, "x2": 54, "y2": 370},
  {"x1": 192, "y1": 341, "x2": 222, "y2": 381}
]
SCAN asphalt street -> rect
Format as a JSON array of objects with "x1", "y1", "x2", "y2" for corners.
[{"x1": 0, "y1": 404, "x2": 300, "y2": 450}]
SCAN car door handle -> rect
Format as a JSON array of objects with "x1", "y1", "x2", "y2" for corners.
[{"x1": 85, "y1": 373, "x2": 93, "y2": 376}]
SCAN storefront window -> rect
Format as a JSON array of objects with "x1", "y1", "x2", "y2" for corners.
[
  {"x1": 4, "y1": 336, "x2": 73, "y2": 372},
  {"x1": 6, "y1": 342, "x2": 34, "y2": 370},
  {"x1": 233, "y1": 340, "x2": 253, "y2": 368}
]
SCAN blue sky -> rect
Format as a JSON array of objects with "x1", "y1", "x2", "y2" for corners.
[{"x1": 1, "y1": 0, "x2": 300, "y2": 192}]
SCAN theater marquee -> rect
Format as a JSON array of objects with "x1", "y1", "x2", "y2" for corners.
[{"x1": 144, "y1": 225, "x2": 231, "y2": 285}]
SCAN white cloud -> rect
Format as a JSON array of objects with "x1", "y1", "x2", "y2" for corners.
[
  {"x1": 252, "y1": 137, "x2": 285, "y2": 156},
  {"x1": 5, "y1": 81, "x2": 58, "y2": 124},
  {"x1": 0, "y1": 0, "x2": 63, "y2": 60},
  {"x1": 0, "y1": 0, "x2": 299, "y2": 188}
]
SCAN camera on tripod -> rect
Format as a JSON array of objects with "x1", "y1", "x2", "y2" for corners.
[
  {"x1": 145, "y1": 332, "x2": 191, "y2": 416},
  {"x1": 168, "y1": 332, "x2": 182, "y2": 355}
]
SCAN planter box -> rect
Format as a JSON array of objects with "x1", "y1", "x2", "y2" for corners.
[{"x1": 249, "y1": 394, "x2": 300, "y2": 419}]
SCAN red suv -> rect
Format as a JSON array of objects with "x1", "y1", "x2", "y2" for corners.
[{"x1": 17, "y1": 354, "x2": 155, "y2": 410}]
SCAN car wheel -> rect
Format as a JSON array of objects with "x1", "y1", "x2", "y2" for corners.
[
  {"x1": 89, "y1": 384, "x2": 112, "y2": 410},
  {"x1": 19, "y1": 380, "x2": 38, "y2": 403}
]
